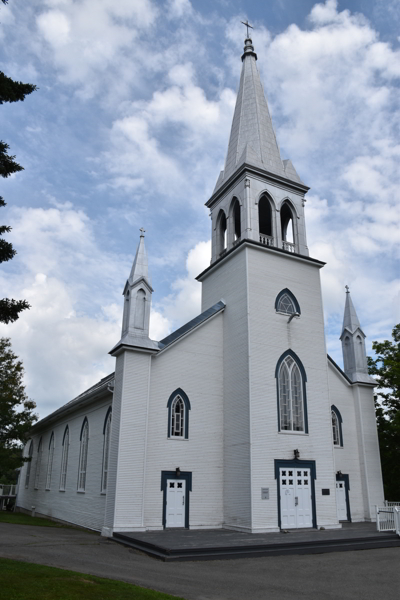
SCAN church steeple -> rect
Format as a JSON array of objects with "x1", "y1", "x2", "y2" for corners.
[
  {"x1": 214, "y1": 36, "x2": 303, "y2": 194},
  {"x1": 340, "y1": 287, "x2": 374, "y2": 384},
  {"x1": 206, "y1": 33, "x2": 309, "y2": 264}
]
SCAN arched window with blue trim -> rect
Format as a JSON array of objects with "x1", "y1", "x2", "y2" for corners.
[
  {"x1": 34, "y1": 437, "x2": 43, "y2": 489},
  {"x1": 46, "y1": 432, "x2": 55, "y2": 490},
  {"x1": 167, "y1": 388, "x2": 191, "y2": 439},
  {"x1": 331, "y1": 405, "x2": 343, "y2": 447},
  {"x1": 60, "y1": 426, "x2": 69, "y2": 491},
  {"x1": 77, "y1": 418, "x2": 89, "y2": 492},
  {"x1": 25, "y1": 440, "x2": 33, "y2": 488},
  {"x1": 276, "y1": 350, "x2": 308, "y2": 433},
  {"x1": 101, "y1": 408, "x2": 112, "y2": 493},
  {"x1": 275, "y1": 288, "x2": 301, "y2": 315}
]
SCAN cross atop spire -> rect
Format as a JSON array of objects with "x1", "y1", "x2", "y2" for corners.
[
  {"x1": 139, "y1": 227, "x2": 146, "y2": 238},
  {"x1": 241, "y1": 19, "x2": 253, "y2": 38},
  {"x1": 345, "y1": 285, "x2": 350, "y2": 293}
]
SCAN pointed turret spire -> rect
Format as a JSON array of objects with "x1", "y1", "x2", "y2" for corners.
[
  {"x1": 128, "y1": 227, "x2": 151, "y2": 287},
  {"x1": 341, "y1": 285, "x2": 361, "y2": 334},
  {"x1": 213, "y1": 34, "x2": 303, "y2": 194},
  {"x1": 340, "y1": 287, "x2": 374, "y2": 384}
]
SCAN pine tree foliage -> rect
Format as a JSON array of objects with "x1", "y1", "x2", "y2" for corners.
[
  {"x1": 0, "y1": 337, "x2": 38, "y2": 482},
  {"x1": 368, "y1": 324, "x2": 400, "y2": 501},
  {"x1": 0, "y1": 49, "x2": 36, "y2": 323}
]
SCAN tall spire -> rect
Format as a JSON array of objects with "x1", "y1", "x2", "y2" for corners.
[
  {"x1": 341, "y1": 285, "x2": 361, "y2": 334},
  {"x1": 129, "y1": 228, "x2": 151, "y2": 287},
  {"x1": 214, "y1": 35, "x2": 303, "y2": 193}
]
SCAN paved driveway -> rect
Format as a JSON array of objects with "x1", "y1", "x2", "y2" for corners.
[{"x1": 0, "y1": 523, "x2": 399, "y2": 600}]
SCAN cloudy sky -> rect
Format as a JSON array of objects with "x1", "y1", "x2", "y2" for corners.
[{"x1": 1, "y1": 0, "x2": 399, "y2": 418}]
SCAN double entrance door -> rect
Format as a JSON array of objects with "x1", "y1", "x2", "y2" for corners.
[
  {"x1": 166, "y1": 479, "x2": 186, "y2": 528},
  {"x1": 279, "y1": 467, "x2": 313, "y2": 528}
]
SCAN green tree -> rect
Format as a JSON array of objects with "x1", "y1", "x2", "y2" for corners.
[
  {"x1": 368, "y1": 324, "x2": 400, "y2": 500},
  {"x1": 0, "y1": 53, "x2": 37, "y2": 323},
  {"x1": 0, "y1": 337, "x2": 37, "y2": 483}
]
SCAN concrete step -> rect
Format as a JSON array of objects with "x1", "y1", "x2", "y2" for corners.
[{"x1": 113, "y1": 532, "x2": 400, "y2": 562}]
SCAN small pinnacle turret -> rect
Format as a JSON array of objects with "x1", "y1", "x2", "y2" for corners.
[
  {"x1": 340, "y1": 287, "x2": 374, "y2": 384},
  {"x1": 110, "y1": 229, "x2": 158, "y2": 355}
]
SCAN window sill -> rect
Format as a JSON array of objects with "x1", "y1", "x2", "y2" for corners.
[
  {"x1": 101, "y1": 491, "x2": 106, "y2": 495},
  {"x1": 278, "y1": 430, "x2": 308, "y2": 436},
  {"x1": 77, "y1": 490, "x2": 85, "y2": 494},
  {"x1": 333, "y1": 445, "x2": 344, "y2": 449},
  {"x1": 59, "y1": 489, "x2": 65, "y2": 492},
  {"x1": 167, "y1": 437, "x2": 189, "y2": 441}
]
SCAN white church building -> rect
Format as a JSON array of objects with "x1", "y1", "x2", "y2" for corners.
[{"x1": 17, "y1": 35, "x2": 384, "y2": 535}]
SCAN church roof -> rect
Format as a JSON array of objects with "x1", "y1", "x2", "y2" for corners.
[
  {"x1": 158, "y1": 300, "x2": 225, "y2": 350},
  {"x1": 213, "y1": 37, "x2": 304, "y2": 195}
]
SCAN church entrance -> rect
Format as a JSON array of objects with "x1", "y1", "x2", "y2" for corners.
[
  {"x1": 279, "y1": 467, "x2": 312, "y2": 528},
  {"x1": 166, "y1": 479, "x2": 186, "y2": 528},
  {"x1": 335, "y1": 473, "x2": 351, "y2": 521}
]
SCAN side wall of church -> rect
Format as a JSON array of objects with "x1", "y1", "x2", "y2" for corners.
[
  {"x1": 246, "y1": 246, "x2": 338, "y2": 529},
  {"x1": 143, "y1": 314, "x2": 224, "y2": 529},
  {"x1": 327, "y1": 364, "x2": 366, "y2": 521},
  {"x1": 17, "y1": 395, "x2": 112, "y2": 531}
]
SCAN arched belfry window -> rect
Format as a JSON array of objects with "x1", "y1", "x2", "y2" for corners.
[
  {"x1": 232, "y1": 198, "x2": 241, "y2": 242},
  {"x1": 275, "y1": 289, "x2": 301, "y2": 315},
  {"x1": 122, "y1": 289, "x2": 130, "y2": 332},
  {"x1": 281, "y1": 202, "x2": 295, "y2": 249},
  {"x1": 276, "y1": 350, "x2": 308, "y2": 433},
  {"x1": 331, "y1": 405, "x2": 343, "y2": 447},
  {"x1": 25, "y1": 440, "x2": 33, "y2": 488},
  {"x1": 134, "y1": 289, "x2": 146, "y2": 329},
  {"x1": 258, "y1": 195, "x2": 273, "y2": 246},
  {"x1": 60, "y1": 426, "x2": 69, "y2": 491},
  {"x1": 46, "y1": 432, "x2": 55, "y2": 490},
  {"x1": 217, "y1": 210, "x2": 227, "y2": 256},
  {"x1": 77, "y1": 419, "x2": 89, "y2": 492},
  {"x1": 167, "y1": 388, "x2": 191, "y2": 439},
  {"x1": 101, "y1": 408, "x2": 112, "y2": 493}
]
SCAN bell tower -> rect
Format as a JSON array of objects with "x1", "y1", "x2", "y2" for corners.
[
  {"x1": 207, "y1": 36, "x2": 310, "y2": 265},
  {"x1": 197, "y1": 33, "x2": 338, "y2": 532}
]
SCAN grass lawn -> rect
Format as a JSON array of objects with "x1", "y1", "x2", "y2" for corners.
[
  {"x1": 0, "y1": 511, "x2": 78, "y2": 529},
  {"x1": 0, "y1": 558, "x2": 185, "y2": 600}
]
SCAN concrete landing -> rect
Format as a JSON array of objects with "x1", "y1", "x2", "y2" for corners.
[{"x1": 113, "y1": 522, "x2": 400, "y2": 561}]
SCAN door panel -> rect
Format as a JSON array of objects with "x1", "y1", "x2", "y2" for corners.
[
  {"x1": 336, "y1": 481, "x2": 347, "y2": 521},
  {"x1": 166, "y1": 479, "x2": 186, "y2": 528},
  {"x1": 280, "y1": 468, "x2": 312, "y2": 528}
]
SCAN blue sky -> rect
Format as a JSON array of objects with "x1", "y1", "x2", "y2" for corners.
[{"x1": 1, "y1": 0, "x2": 399, "y2": 417}]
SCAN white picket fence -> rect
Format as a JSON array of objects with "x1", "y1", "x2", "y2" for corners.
[
  {"x1": 376, "y1": 504, "x2": 400, "y2": 532},
  {"x1": 394, "y1": 508, "x2": 400, "y2": 536}
]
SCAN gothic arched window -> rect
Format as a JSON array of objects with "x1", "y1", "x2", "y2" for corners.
[
  {"x1": 275, "y1": 289, "x2": 301, "y2": 315},
  {"x1": 217, "y1": 210, "x2": 227, "y2": 255},
  {"x1": 331, "y1": 405, "x2": 343, "y2": 447},
  {"x1": 34, "y1": 437, "x2": 43, "y2": 489},
  {"x1": 25, "y1": 440, "x2": 33, "y2": 488},
  {"x1": 102, "y1": 409, "x2": 112, "y2": 493},
  {"x1": 60, "y1": 426, "x2": 69, "y2": 491},
  {"x1": 167, "y1": 388, "x2": 191, "y2": 439},
  {"x1": 258, "y1": 195, "x2": 273, "y2": 245},
  {"x1": 46, "y1": 432, "x2": 55, "y2": 490},
  {"x1": 276, "y1": 351, "x2": 308, "y2": 433},
  {"x1": 232, "y1": 198, "x2": 241, "y2": 241},
  {"x1": 78, "y1": 419, "x2": 89, "y2": 492}
]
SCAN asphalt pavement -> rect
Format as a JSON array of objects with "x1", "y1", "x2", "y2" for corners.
[{"x1": 0, "y1": 523, "x2": 399, "y2": 600}]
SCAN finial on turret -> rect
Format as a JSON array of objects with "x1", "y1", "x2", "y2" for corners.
[
  {"x1": 345, "y1": 285, "x2": 350, "y2": 293},
  {"x1": 139, "y1": 227, "x2": 146, "y2": 238},
  {"x1": 241, "y1": 21, "x2": 257, "y2": 61}
]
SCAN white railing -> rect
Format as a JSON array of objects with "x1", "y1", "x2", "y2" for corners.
[
  {"x1": 384, "y1": 501, "x2": 400, "y2": 507},
  {"x1": 282, "y1": 241, "x2": 295, "y2": 253},
  {"x1": 394, "y1": 508, "x2": 400, "y2": 536},
  {"x1": 376, "y1": 506, "x2": 396, "y2": 532},
  {"x1": 0, "y1": 485, "x2": 18, "y2": 497},
  {"x1": 259, "y1": 234, "x2": 274, "y2": 247}
]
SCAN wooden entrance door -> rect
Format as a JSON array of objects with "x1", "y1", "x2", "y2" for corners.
[
  {"x1": 336, "y1": 480, "x2": 348, "y2": 521},
  {"x1": 166, "y1": 479, "x2": 186, "y2": 528},
  {"x1": 280, "y1": 467, "x2": 312, "y2": 528}
]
